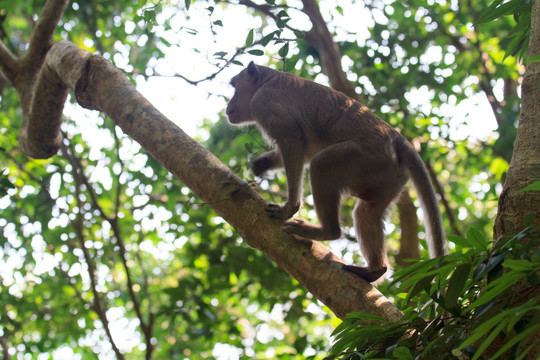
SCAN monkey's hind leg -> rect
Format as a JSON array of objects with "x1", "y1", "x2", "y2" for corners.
[
  {"x1": 343, "y1": 199, "x2": 392, "y2": 282},
  {"x1": 282, "y1": 143, "x2": 348, "y2": 240}
]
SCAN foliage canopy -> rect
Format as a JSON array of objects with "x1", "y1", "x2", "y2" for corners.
[{"x1": 0, "y1": 0, "x2": 536, "y2": 359}]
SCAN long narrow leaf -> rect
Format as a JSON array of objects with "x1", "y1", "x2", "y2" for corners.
[
  {"x1": 445, "y1": 263, "x2": 472, "y2": 308},
  {"x1": 466, "y1": 227, "x2": 489, "y2": 250},
  {"x1": 473, "y1": 320, "x2": 507, "y2": 360},
  {"x1": 477, "y1": 0, "x2": 524, "y2": 23},
  {"x1": 491, "y1": 324, "x2": 540, "y2": 359},
  {"x1": 517, "y1": 339, "x2": 540, "y2": 360},
  {"x1": 468, "y1": 272, "x2": 524, "y2": 310},
  {"x1": 459, "y1": 311, "x2": 508, "y2": 350},
  {"x1": 245, "y1": 29, "x2": 254, "y2": 46}
]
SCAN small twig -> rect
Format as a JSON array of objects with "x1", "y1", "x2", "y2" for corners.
[
  {"x1": 69, "y1": 167, "x2": 126, "y2": 360},
  {"x1": 62, "y1": 132, "x2": 155, "y2": 358},
  {"x1": 0, "y1": 336, "x2": 11, "y2": 360}
]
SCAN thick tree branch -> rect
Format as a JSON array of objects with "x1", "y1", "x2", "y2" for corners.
[
  {"x1": 494, "y1": 0, "x2": 540, "y2": 237},
  {"x1": 19, "y1": 40, "x2": 403, "y2": 321},
  {"x1": 0, "y1": 41, "x2": 17, "y2": 77},
  {"x1": 11, "y1": 0, "x2": 69, "y2": 117},
  {"x1": 26, "y1": 0, "x2": 68, "y2": 63},
  {"x1": 395, "y1": 190, "x2": 420, "y2": 266},
  {"x1": 300, "y1": 0, "x2": 358, "y2": 99}
]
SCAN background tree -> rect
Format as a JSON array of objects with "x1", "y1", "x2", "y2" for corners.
[{"x1": 0, "y1": 0, "x2": 533, "y2": 359}]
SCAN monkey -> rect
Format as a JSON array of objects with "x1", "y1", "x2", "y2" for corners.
[{"x1": 226, "y1": 61, "x2": 447, "y2": 282}]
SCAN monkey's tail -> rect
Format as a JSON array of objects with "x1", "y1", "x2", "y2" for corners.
[{"x1": 397, "y1": 138, "x2": 447, "y2": 258}]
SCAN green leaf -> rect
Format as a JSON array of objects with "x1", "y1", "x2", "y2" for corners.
[
  {"x1": 459, "y1": 311, "x2": 507, "y2": 350},
  {"x1": 503, "y1": 259, "x2": 537, "y2": 272},
  {"x1": 244, "y1": 142, "x2": 253, "y2": 153},
  {"x1": 448, "y1": 234, "x2": 469, "y2": 248},
  {"x1": 278, "y1": 42, "x2": 289, "y2": 58},
  {"x1": 261, "y1": 30, "x2": 279, "y2": 46},
  {"x1": 466, "y1": 227, "x2": 489, "y2": 250},
  {"x1": 525, "y1": 54, "x2": 540, "y2": 63},
  {"x1": 247, "y1": 49, "x2": 264, "y2": 56},
  {"x1": 245, "y1": 29, "x2": 254, "y2": 47},
  {"x1": 518, "y1": 180, "x2": 540, "y2": 193},
  {"x1": 214, "y1": 51, "x2": 227, "y2": 58},
  {"x1": 473, "y1": 262, "x2": 488, "y2": 282},
  {"x1": 346, "y1": 312, "x2": 385, "y2": 321},
  {"x1": 468, "y1": 272, "x2": 524, "y2": 310},
  {"x1": 473, "y1": 320, "x2": 508, "y2": 360},
  {"x1": 445, "y1": 263, "x2": 471, "y2": 308},
  {"x1": 405, "y1": 275, "x2": 436, "y2": 302},
  {"x1": 392, "y1": 346, "x2": 413, "y2": 359},
  {"x1": 477, "y1": 0, "x2": 522, "y2": 24}
]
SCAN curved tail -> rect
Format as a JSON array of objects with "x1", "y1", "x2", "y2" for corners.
[{"x1": 397, "y1": 138, "x2": 447, "y2": 258}]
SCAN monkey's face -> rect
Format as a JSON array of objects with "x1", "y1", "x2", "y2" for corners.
[{"x1": 226, "y1": 63, "x2": 260, "y2": 125}]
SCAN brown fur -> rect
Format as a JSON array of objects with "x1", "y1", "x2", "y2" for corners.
[{"x1": 226, "y1": 62, "x2": 447, "y2": 282}]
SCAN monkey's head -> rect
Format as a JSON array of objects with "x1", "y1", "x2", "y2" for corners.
[{"x1": 226, "y1": 61, "x2": 260, "y2": 124}]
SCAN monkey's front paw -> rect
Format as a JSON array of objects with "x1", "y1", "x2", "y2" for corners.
[
  {"x1": 250, "y1": 157, "x2": 272, "y2": 177},
  {"x1": 265, "y1": 203, "x2": 297, "y2": 220}
]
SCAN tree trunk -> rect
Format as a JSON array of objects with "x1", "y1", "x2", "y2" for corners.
[
  {"x1": 491, "y1": 1, "x2": 540, "y2": 358},
  {"x1": 493, "y1": 0, "x2": 540, "y2": 238}
]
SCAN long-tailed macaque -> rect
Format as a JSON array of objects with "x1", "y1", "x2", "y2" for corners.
[{"x1": 226, "y1": 61, "x2": 447, "y2": 282}]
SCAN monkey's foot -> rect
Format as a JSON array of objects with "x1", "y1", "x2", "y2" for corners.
[
  {"x1": 283, "y1": 218, "x2": 341, "y2": 240},
  {"x1": 342, "y1": 265, "x2": 387, "y2": 282},
  {"x1": 265, "y1": 202, "x2": 298, "y2": 220}
]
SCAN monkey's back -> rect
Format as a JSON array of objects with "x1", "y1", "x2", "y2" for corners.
[{"x1": 251, "y1": 66, "x2": 401, "y2": 158}]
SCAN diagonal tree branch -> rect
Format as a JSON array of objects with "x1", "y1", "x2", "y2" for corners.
[
  {"x1": 19, "y1": 40, "x2": 403, "y2": 321},
  {"x1": 0, "y1": 41, "x2": 17, "y2": 77},
  {"x1": 25, "y1": 0, "x2": 69, "y2": 65},
  {"x1": 10, "y1": 0, "x2": 69, "y2": 116},
  {"x1": 300, "y1": 0, "x2": 359, "y2": 99}
]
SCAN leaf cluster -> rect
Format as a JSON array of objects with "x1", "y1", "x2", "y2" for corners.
[
  {"x1": 327, "y1": 223, "x2": 540, "y2": 360},
  {"x1": 477, "y1": 0, "x2": 533, "y2": 61}
]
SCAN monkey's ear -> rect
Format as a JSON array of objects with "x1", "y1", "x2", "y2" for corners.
[{"x1": 247, "y1": 61, "x2": 260, "y2": 83}]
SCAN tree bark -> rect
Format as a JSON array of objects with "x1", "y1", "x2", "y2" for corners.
[
  {"x1": 494, "y1": 0, "x2": 540, "y2": 238},
  {"x1": 395, "y1": 190, "x2": 420, "y2": 266},
  {"x1": 491, "y1": 1, "x2": 540, "y2": 358},
  {"x1": 14, "y1": 40, "x2": 403, "y2": 322}
]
